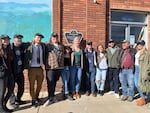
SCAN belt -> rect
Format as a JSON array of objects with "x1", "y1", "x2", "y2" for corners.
[{"x1": 30, "y1": 67, "x2": 41, "y2": 68}]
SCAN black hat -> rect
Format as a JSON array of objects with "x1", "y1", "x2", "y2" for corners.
[
  {"x1": 137, "y1": 40, "x2": 145, "y2": 46},
  {"x1": 34, "y1": 33, "x2": 44, "y2": 38},
  {"x1": 108, "y1": 39, "x2": 114, "y2": 43},
  {"x1": 0, "y1": 34, "x2": 11, "y2": 40},
  {"x1": 14, "y1": 34, "x2": 23, "y2": 39},
  {"x1": 86, "y1": 40, "x2": 92, "y2": 45},
  {"x1": 51, "y1": 32, "x2": 58, "y2": 38}
]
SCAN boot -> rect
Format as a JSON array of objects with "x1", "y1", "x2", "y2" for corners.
[{"x1": 136, "y1": 98, "x2": 146, "y2": 106}]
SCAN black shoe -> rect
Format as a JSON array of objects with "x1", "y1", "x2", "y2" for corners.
[
  {"x1": 99, "y1": 90, "x2": 104, "y2": 96},
  {"x1": 16, "y1": 99, "x2": 27, "y2": 105},
  {"x1": 31, "y1": 100, "x2": 38, "y2": 107},
  {"x1": 65, "y1": 94, "x2": 74, "y2": 101}
]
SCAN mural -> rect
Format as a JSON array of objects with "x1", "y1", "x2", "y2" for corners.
[{"x1": 0, "y1": 0, "x2": 52, "y2": 42}]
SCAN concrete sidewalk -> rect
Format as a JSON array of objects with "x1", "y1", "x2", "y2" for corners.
[{"x1": 12, "y1": 92, "x2": 150, "y2": 113}]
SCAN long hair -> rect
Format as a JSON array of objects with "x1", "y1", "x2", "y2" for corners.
[
  {"x1": 97, "y1": 44, "x2": 106, "y2": 63},
  {"x1": 140, "y1": 46, "x2": 148, "y2": 56},
  {"x1": 0, "y1": 39, "x2": 4, "y2": 57}
]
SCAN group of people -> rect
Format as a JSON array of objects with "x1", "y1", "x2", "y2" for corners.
[{"x1": 0, "y1": 32, "x2": 150, "y2": 113}]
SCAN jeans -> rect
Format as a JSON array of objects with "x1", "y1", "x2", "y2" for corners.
[
  {"x1": 95, "y1": 68, "x2": 107, "y2": 91},
  {"x1": 61, "y1": 66, "x2": 70, "y2": 94},
  {"x1": 86, "y1": 67, "x2": 96, "y2": 92},
  {"x1": 134, "y1": 65, "x2": 147, "y2": 98},
  {"x1": 0, "y1": 78, "x2": 4, "y2": 110},
  {"x1": 70, "y1": 66, "x2": 82, "y2": 93},
  {"x1": 46, "y1": 69, "x2": 61, "y2": 98},
  {"x1": 119, "y1": 69, "x2": 134, "y2": 97},
  {"x1": 108, "y1": 68, "x2": 120, "y2": 93}
]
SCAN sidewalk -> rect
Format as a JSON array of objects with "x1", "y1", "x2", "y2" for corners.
[{"x1": 13, "y1": 92, "x2": 150, "y2": 113}]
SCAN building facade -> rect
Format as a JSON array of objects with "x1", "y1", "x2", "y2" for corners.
[{"x1": 53, "y1": 0, "x2": 150, "y2": 49}]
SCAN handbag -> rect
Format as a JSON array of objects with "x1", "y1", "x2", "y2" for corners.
[{"x1": 0, "y1": 57, "x2": 8, "y2": 78}]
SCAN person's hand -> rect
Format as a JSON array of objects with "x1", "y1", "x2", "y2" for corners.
[{"x1": 41, "y1": 64, "x2": 45, "y2": 70}]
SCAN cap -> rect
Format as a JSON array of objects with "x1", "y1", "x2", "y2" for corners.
[
  {"x1": 122, "y1": 39, "x2": 130, "y2": 43},
  {"x1": 51, "y1": 32, "x2": 58, "y2": 38},
  {"x1": 0, "y1": 34, "x2": 11, "y2": 40},
  {"x1": 14, "y1": 34, "x2": 23, "y2": 39},
  {"x1": 108, "y1": 39, "x2": 114, "y2": 43},
  {"x1": 34, "y1": 33, "x2": 44, "y2": 38},
  {"x1": 137, "y1": 40, "x2": 145, "y2": 46},
  {"x1": 86, "y1": 40, "x2": 92, "y2": 45}
]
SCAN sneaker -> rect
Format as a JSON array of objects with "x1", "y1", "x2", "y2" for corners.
[
  {"x1": 43, "y1": 97, "x2": 54, "y2": 107},
  {"x1": 107, "y1": 91, "x2": 114, "y2": 95},
  {"x1": 99, "y1": 90, "x2": 104, "y2": 96},
  {"x1": 65, "y1": 94, "x2": 74, "y2": 101},
  {"x1": 86, "y1": 91, "x2": 90, "y2": 96},
  {"x1": 115, "y1": 93, "x2": 120, "y2": 99},
  {"x1": 16, "y1": 99, "x2": 27, "y2": 105},
  {"x1": 91, "y1": 92, "x2": 97, "y2": 97},
  {"x1": 31, "y1": 100, "x2": 38, "y2": 107},
  {"x1": 121, "y1": 96, "x2": 128, "y2": 101},
  {"x1": 136, "y1": 98, "x2": 146, "y2": 106},
  {"x1": 76, "y1": 92, "x2": 81, "y2": 99},
  {"x1": 127, "y1": 96, "x2": 134, "y2": 102},
  {"x1": 73, "y1": 93, "x2": 77, "y2": 100}
]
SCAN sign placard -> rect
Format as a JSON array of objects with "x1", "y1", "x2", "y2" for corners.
[{"x1": 65, "y1": 29, "x2": 83, "y2": 44}]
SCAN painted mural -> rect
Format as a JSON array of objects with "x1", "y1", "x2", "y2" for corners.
[{"x1": 0, "y1": 0, "x2": 52, "y2": 42}]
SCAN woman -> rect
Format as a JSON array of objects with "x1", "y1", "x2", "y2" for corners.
[
  {"x1": 95, "y1": 44, "x2": 108, "y2": 96},
  {"x1": 70, "y1": 37, "x2": 83, "y2": 99},
  {"x1": 135, "y1": 40, "x2": 150, "y2": 106},
  {"x1": 61, "y1": 46, "x2": 73, "y2": 100},
  {"x1": 0, "y1": 35, "x2": 14, "y2": 112},
  {"x1": 0, "y1": 39, "x2": 8, "y2": 113}
]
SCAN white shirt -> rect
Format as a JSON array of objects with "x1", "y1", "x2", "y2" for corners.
[
  {"x1": 30, "y1": 44, "x2": 43, "y2": 67},
  {"x1": 135, "y1": 51, "x2": 140, "y2": 66},
  {"x1": 99, "y1": 53, "x2": 108, "y2": 69}
]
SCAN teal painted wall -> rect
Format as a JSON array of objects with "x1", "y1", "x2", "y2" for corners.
[{"x1": 0, "y1": 0, "x2": 52, "y2": 42}]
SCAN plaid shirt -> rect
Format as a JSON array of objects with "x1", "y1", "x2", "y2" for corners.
[{"x1": 46, "y1": 43, "x2": 64, "y2": 69}]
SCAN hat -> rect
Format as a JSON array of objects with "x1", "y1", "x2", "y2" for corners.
[
  {"x1": 137, "y1": 40, "x2": 145, "y2": 46},
  {"x1": 86, "y1": 40, "x2": 92, "y2": 45},
  {"x1": 0, "y1": 34, "x2": 11, "y2": 40},
  {"x1": 108, "y1": 39, "x2": 114, "y2": 43},
  {"x1": 14, "y1": 34, "x2": 23, "y2": 39},
  {"x1": 51, "y1": 32, "x2": 58, "y2": 38},
  {"x1": 122, "y1": 39, "x2": 130, "y2": 43},
  {"x1": 34, "y1": 33, "x2": 44, "y2": 38}
]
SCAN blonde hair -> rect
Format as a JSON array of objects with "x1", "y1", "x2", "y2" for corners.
[{"x1": 140, "y1": 46, "x2": 148, "y2": 55}]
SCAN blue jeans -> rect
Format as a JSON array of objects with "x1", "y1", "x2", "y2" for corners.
[
  {"x1": 108, "y1": 68, "x2": 120, "y2": 93},
  {"x1": 119, "y1": 69, "x2": 134, "y2": 97},
  {"x1": 70, "y1": 66, "x2": 82, "y2": 93},
  {"x1": 61, "y1": 66, "x2": 70, "y2": 94},
  {"x1": 134, "y1": 65, "x2": 147, "y2": 98},
  {"x1": 95, "y1": 68, "x2": 107, "y2": 91},
  {"x1": 86, "y1": 67, "x2": 96, "y2": 92}
]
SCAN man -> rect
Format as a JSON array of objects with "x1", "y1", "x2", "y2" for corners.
[
  {"x1": 11, "y1": 34, "x2": 26, "y2": 105},
  {"x1": 24, "y1": 33, "x2": 45, "y2": 107},
  {"x1": 106, "y1": 40, "x2": 120, "y2": 98},
  {"x1": 43, "y1": 32, "x2": 64, "y2": 106},
  {"x1": 84, "y1": 40, "x2": 97, "y2": 97},
  {"x1": 118, "y1": 40, "x2": 135, "y2": 102}
]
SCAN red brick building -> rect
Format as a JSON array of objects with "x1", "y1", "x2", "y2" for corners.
[
  {"x1": 53, "y1": 0, "x2": 150, "y2": 50},
  {"x1": 24, "y1": 0, "x2": 150, "y2": 93}
]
